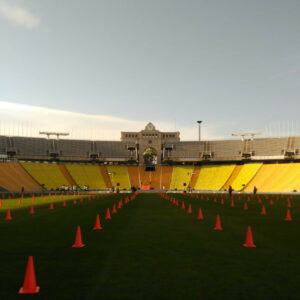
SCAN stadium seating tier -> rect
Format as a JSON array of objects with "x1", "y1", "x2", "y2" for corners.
[
  {"x1": 170, "y1": 166, "x2": 194, "y2": 190},
  {"x1": 106, "y1": 165, "x2": 131, "y2": 190},
  {"x1": 65, "y1": 164, "x2": 107, "y2": 189},
  {"x1": 194, "y1": 165, "x2": 236, "y2": 190},
  {"x1": 21, "y1": 162, "x2": 70, "y2": 190},
  {"x1": 0, "y1": 162, "x2": 43, "y2": 192}
]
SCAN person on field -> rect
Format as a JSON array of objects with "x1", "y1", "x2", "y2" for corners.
[
  {"x1": 228, "y1": 185, "x2": 233, "y2": 197},
  {"x1": 253, "y1": 186, "x2": 257, "y2": 195}
]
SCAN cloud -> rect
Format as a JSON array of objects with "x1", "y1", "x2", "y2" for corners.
[
  {"x1": 0, "y1": 1, "x2": 40, "y2": 28},
  {"x1": 0, "y1": 101, "x2": 222, "y2": 141}
]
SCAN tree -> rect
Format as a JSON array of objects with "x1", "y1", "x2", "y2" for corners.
[{"x1": 143, "y1": 148, "x2": 157, "y2": 165}]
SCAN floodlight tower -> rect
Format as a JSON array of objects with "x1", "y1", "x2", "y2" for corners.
[
  {"x1": 197, "y1": 121, "x2": 202, "y2": 141},
  {"x1": 231, "y1": 132, "x2": 262, "y2": 141},
  {"x1": 39, "y1": 131, "x2": 69, "y2": 140},
  {"x1": 232, "y1": 132, "x2": 262, "y2": 158}
]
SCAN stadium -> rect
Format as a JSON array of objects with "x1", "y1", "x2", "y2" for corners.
[
  {"x1": 1, "y1": 1, "x2": 299, "y2": 299},
  {"x1": 2, "y1": 122, "x2": 300, "y2": 193},
  {"x1": 0, "y1": 122, "x2": 299, "y2": 299}
]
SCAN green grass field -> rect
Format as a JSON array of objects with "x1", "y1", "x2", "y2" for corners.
[{"x1": 0, "y1": 192, "x2": 299, "y2": 300}]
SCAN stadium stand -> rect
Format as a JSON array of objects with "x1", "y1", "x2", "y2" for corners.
[
  {"x1": 168, "y1": 142, "x2": 204, "y2": 161},
  {"x1": 58, "y1": 165, "x2": 77, "y2": 186},
  {"x1": 99, "y1": 166, "x2": 113, "y2": 189},
  {"x1": 210, "y1": 140, "x2": 244, "y2": 160},
  {"x1": 223, "y1": 165, "x2": 243, "y2": 190},
  {"x1": 271, "y1": 163, "x2": 300, "y2": 192},
  {"x1": 65, "y1": 164, "x2": 107, "y2": 189},
  {"x1": 3, "y1": 129, "x2": 300, "y2": 193},
  {"x1": 95, "y1": 142, "x2": 129, "y2": 160},
  {"x1": 139, "y1": 167, "x2": 152, "y2": 186},
  {"x1": 170, "y1": 166, "x2": 194, "y2": 190},
  {"x1": 0, "y1": 136, "x2": 8, "y2": 155},
  {"x1": 149, "y1": 166, "x2": 163, "y2": 189},
  {"x1": 230, "y1": 164, "x2": 262, "y2": 191},
  {"x1": 126, "y1": 166, "x2": 170, "y2": 189},
  {"x1": 106, "y1": 165, "x2": 131, "y2": 190},
  {"x1": 139, "y1": 166, "x2": 163, "y2": 189},
  {"x1": 127, "y1": 166, "x2": 140, "y2": 188},
  {"x1": 160, "y1": 166, "x2": 173, "y2": 190},
  {"x1": 194, "y1": 165, "x2": 236, "y2": 190},
  {"x1": 245, "y1": 163, "x2": 300, "y2": 192},
  {"x1": 189, "y1": 166, "x2": 201, "y2": 189},
  {"x1": 0, "y1": 162, "x2": 43, "y2": 191},
  {"x1": 21, "y1": 162, "x2": 70, "y2": 190},
  {"x1": 251, "y1": 138, "x2": 288, "y2": 157},
  {"x1": 57, "y1": 139, "x2": 92, "y2": 158},
  {"x1": 13, "y1": 137, "x2": 51, "y2": 157}
]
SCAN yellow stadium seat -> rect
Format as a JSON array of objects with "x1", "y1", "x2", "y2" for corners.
[
  {"x1": 65, "y1": 164, "x2": 107, "y2": 189},
  {"x1": 245, "y1": 163, "x2": 300, "y2": 192},
  {"x1": 21, "y1": 162, "x2": 70, "y2": 190},
  {"x1": 231, "y1": 163, "x2": 262, "y2": 191},
  {"x1": 194, "y1": 165, "x2": 235, "y2": 190},
  {"x1": 0, "y1": 162, "x2": 43, "y2": 192},
  {"x1": 106, "y1": 165, "x2": 131, "y2": 190},
  {"x1": 170, "y1": 166, "x2": 194, "y2": 190}
]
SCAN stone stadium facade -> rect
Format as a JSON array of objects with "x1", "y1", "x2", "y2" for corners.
[{"x1": 1, "y1": 122, "x2": 300, "y2": 165}]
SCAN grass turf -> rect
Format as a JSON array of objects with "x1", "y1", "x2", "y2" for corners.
[{"x1": 0, "y1": 192, "x2": 299, "y2": 300}]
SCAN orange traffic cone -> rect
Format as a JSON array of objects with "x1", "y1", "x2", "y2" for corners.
[
  {"x1": 62, "y1": 200, "x2": 67, "y2": 207},
  {"x1": 230, "y1": 199, "x2": 235, "y2": 207},
  {"x1": 93, "y1": 214, "x2": 103, "y2": 230},
  {"x1": 80, "y1": 198, "x2": 83, "y2": 203},
  {"x1": 49, "y1": 202, "x2": 54, "y2": 210},
  {"x1": 270, "y1": 199, "x2": 274, "y2": 206},
  {"x1": 221, "y1": 198, "x2": 224, "y2": 205},
  {"x1": 72, "y1": 226, "x2": 85, "y2": 248},
  {"x1": 285, "y1": 209, "x2": 292, "y2": 221},
  {"x1": 187, "y1": 204, "x2": 192, "y2": 214},
  {"x1": 18, "y1": 199, "x2": 22, "y2": 205},
  {"x1": 197, "y1": 208, "x2": 203, "y2": 220},
  {"x1": 73, "y1": 198, "x2": 77, "y2": 204},
  {"x1": 118, "y1": 201, "x2": 122, "y2": 209},
  {"x1": 105, "y1": 208, "x2": 112, "y2": 220},
  {"x1": 214, "y1": 197, "x2": 217, "y2": 203},
  {"x1": 243, "y1": 226, "x2": 256, "y2": 248},
  {"x1": 0, "y1": 200, "x2": 3, "y2": 207},
  {"x1": 214, "y1": 215, "x2": 222, "y2": 230},
  {"x1": 181, "y1": 201, "x2": 185, "y2": 209},
  {"x1": 244, "y1": 203, "x2": 248, "y2": 210},
  {"x1": 287, "y1": 199, "x2": 291, "y2": 208},
  {"x1": 112, "y1": 204, "x2": 117, "y2": 213},
  {"x1": 19, "y1": 256, "x2": 40, "y2": 294},
  {"x1": 29, "y1": 205, "x2": 35, "y2": 215},
  {"x1": 5, "y1": 209, "x2": 12, "y2": 220},
  {"x1": 261, "y1": 205, "x2": 266, "y2": 215}
]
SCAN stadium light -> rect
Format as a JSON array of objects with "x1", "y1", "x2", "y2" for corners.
[
  {"x1": 39, "y1": 131, "x2": 69, "y2": 140},
  {"x1": 231, "y1": 132, "x2": 261, "y2": 141},
  {"x1": 197, "y1": 121, "x2": 202, "y2": 141}
]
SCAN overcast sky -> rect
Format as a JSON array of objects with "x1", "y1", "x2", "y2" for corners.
[{"x1": 1, "y1": 0, "x2": 300, "y2": 140}]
